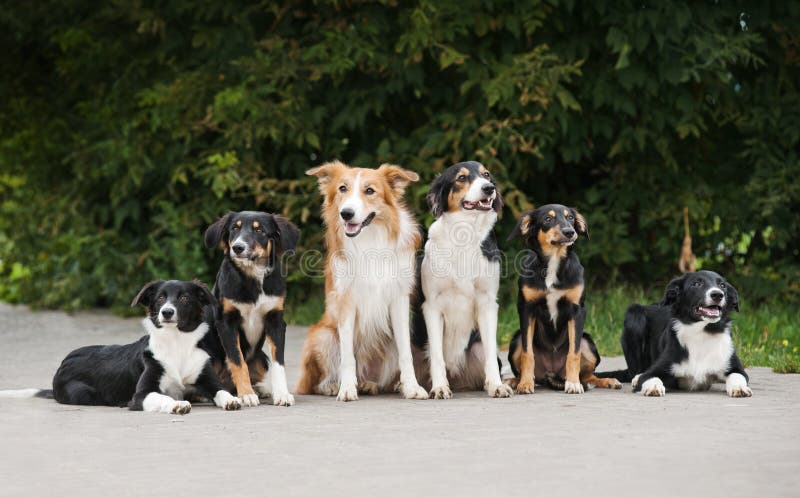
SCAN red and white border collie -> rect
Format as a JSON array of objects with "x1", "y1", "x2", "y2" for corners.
[{"x1": 296, "y1": 161, "x2": 428, "y2": 401}]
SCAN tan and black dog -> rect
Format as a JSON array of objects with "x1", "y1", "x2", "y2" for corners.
[
  {"x1": 205, "y1": 211, "x2": 300, "y2": 407},
  {"x1": 506, "y1": 204, "x2": 621, "y2": 394}
]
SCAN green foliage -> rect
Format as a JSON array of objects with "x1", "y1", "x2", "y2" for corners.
[{"x1": 0, "y1": 1, "x2": 798, "y2": 314}]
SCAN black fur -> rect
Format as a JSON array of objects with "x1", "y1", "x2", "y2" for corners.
[
  {"x1": 506, "y1": 204, "x2": 594, "y2": 387},
  {"x1": 596, "y1": 270, "x2": 748, "y2": 393},
  {"x1": 51, "y1": 280, "x2": 227, "y2": 409},
  {"x1": 205, "y1": 210, "x2": 299, "y2": 391}
]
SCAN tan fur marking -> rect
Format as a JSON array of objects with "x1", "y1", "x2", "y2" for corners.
[
  {"x1": 253, "y1": 221, "x2": 260, "y2": 228},
  {"x1": 522, "y1": 285, "x2": 547, "y2": 302},
  {"x1": 563, "y1": 209, "x2": 569, "y2": 216},
  {"x1": 236, "y1": 220, "x2": 242, "y2": 227},
  {"x1": 222, "y1": 297, "x2": 237, "y2": 314},
  {"x1": 447, "y1": 167, "x2": 471, "y2": 213},
  {"x1": 564, "y1": 285, "x2": 584, "y2": 305},
  {"x1": 538, "y1": 227, "x2": 568, "y2": 259},
  {"x1": 517, "y1": 319, "x2": 536, "y2": 393},
  {"x1": 227, "y1": 337, "x2": 255, "y2": 397},
  {"x1": 548, "y1": 210, "x2": 555, "y2": 217},
  {"x1": 565, "y1": 320, "x2": 580, "y2": 385}
]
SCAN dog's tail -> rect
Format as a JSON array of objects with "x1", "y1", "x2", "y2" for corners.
[{"x1": 0, "y1": 388, "x2": 53, "y2": 399}]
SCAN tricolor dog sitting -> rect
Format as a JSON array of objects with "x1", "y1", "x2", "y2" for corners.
[
  {"x1": 0, "y1": 280, "x2": 242, "y2": 414},
  {"x1": 414, "y1": 161, "x2": 513, "y2": 399},
  {"x1": 597, "y1": 270, "x2": 752, "y2": 397}
]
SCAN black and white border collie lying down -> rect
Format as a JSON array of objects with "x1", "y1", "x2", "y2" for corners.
[
  {"x1": 0, "y1": 280, "x2": 242, "y2": 414},
  {"x1": 415, "y1": 161, "x2": 513, "y2": 399},
  {"x1": 597, "y1": 270, "x2": 752, "y2": 397},
  {"x1": 205, "y1": 211, "x2": 300, "y2": 407}
]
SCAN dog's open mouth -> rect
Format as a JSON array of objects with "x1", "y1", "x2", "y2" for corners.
[
  {"x1": 344, "y1": 212, "x2": 376, "y2": 237},
  {"x1": 462, "y1": 199, "x2": 493, "y2": 211},
  {"x1": 697, "y1": 305, "x2": 721, "y2": 319}
]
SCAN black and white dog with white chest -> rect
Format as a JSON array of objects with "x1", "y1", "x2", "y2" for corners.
[
  {"x1": 599, "y1": 270, "x2": 752, "y2": 397},
  {"x1": 0, "y1": 280, "x2": 242, "y2": 414},
  {"x1": 414, "y1": 161, "x2": 513, "y2": 399}
]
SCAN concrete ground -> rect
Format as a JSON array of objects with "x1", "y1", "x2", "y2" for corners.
[{"x1": 0, "y1": 302, "x2": 798, "y2": 498}]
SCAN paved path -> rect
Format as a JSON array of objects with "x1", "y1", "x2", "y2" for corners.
[{"x1": 0, "y1": 302, "x2": 798, "y2": 498}]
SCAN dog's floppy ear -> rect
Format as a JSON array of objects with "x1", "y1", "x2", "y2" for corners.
[
  {"x1": 725, "y1": 281, "x2": 740, "y2": 312},
  {"x1": 379, "y1": 163, "x2": 419, "y2": 196},
  {"x1": 660, "y1": 275, "x2": 686, "y2": 307},
  {"x1": 508, "y1": 212, "x2": 533, "y2": 241},
  {"x1": 426, "y1": 173, "x2": 449, "y2": 218},
  {"x1": 131, "y1": 280, "x2": 164, "y2": 309},
  {"x1": 306, "y1": 160, "x2": 345, "y2": 190},
  {"x1": 191, "y1": 280, "x2": 216, "y2": 308},
  {"x1": 274, "y1": 215, "x2": 300, "y2": 254},
  {"x1": 205, "y1": 212, "x2": 234, "y2": 251},
  {"x1": 573, "y1": 208, "x2": 589, "y2": 239}
]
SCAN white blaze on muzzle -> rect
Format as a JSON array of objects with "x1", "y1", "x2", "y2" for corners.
[
  {"x1": 158, "y1": 303, "x2": 177, "y2": 324},
  {"x1": 461, "y1": 177, "x2": 495, "y2": 211}
]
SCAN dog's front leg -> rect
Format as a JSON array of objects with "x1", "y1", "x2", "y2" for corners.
[
  {"x1": 477, "y1": 296, "x2": 513, "y2": 398},
  {"x1": 564, "y1": 319, "x2": 584, "y2": 394},
  {"x1": 217, "y1": 310, "x2": 259, "y2": 407},
  {"x1": 265, "y1": 310, "x2": 294, "y2": 406},
  {"x1": 422, "y1": 300, "x2": 450, "y2": 399},
  {"x1": 337, "y1": 300, "x2": 359, "y2": 402},
  {"x1": 516, "y1": 312, "x2": 536, "y2": 394},
  {"x1": 391, "y1": 294, "x2": 428, "y2": 400},
  {"x1": 725, "y1": 352, "x2": 752, "y2": 398}
]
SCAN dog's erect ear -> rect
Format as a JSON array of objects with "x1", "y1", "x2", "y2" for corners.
[
  {"x1": 508, "y1": 212, "x2": 533, "y2": 241},
  {"x1": 379, "y1": 164, "x2": 419, "y2": 196},
  {"x1": 306, "y1": 160, "x2": 345, "y2": 190},
  {"x1": 572, "y1": 208, "x2": 589, "y2": 239},
  {"x1": 274, "y1": 215, "x2": 300, "y2": 254},
  {"x1": 131, "y1": 280, "x2": 164, "y2": 309},
  {"x1": 191, "y1": 280, "x2": 216, "y2": 308},
  {"x1": 725, "y1": 281, "x2": 740, "y2": 312},
  {"x1": 426, "y1": 173, "x2": 449, "y2": 218},
  {"x1": 204, "y1": 212, "x2": 234, "y2": 251},
  {"x1": 660, "y1": 275, "x2": 686, "y2": 307}
]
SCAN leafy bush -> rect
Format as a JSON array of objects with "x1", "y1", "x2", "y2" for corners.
[{"x1": 1, "y1": 1, "x2": 798, "y2": 311}]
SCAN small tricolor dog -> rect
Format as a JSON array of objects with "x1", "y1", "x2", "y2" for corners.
[
  {"x1": 414, "y1": 161, "x2": 513, "y2": 398},
  {"x1": 205, "y1": 211, "x2": 300, "y2": 407},
  {"x1": 0, "y1": 280, "x2": 242, "y2": 414},
  {"x1": 597, "y1": 270, "x2": 751, "y2": 397},
  {"x1": 296, "y1": 160, "x2": 428, "y2": 401},
  {"x1": 506, "y1": 205, "x2": 621, "y2": 394}
]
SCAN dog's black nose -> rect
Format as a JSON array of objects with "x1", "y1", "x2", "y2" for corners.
[
  {"x1": 161, "y1": 308, "x2": 174, "y2": 320},
  {"x1": 232, "y1": 244, "x2": 245, "y2": 255},
  {"x1": 340, "y1": 208, "x2": 355, "y2": 221},
  {"x1": 482, "y1": 184, "x2": 495, "y2": 195},
  {"x1": 710, "y1": 290, "x2": 724, "y2": 302},
  {"x1": 562, "y1": 227, "x2": 576, "y2": 238}
]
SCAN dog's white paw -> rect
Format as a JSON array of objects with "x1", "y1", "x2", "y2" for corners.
[
  {"x1": 631, "y1": 374, "x2": 641, "y2": 390},
  {"x1": 487, "y1": 383, "x2": 514, "y2": 398},
  {"x1": 272, "y1": 391, "x2": 295, "y2": 407},
  {"x1": 726, "y1": 373, "x2": 753, "y2": 398},
  {"x1": 240, "y1": 393, "x2": 260, "y2": 407},
  {"x1": 401, "y1": 382, "x2": 429, "y2": 400},
  {"x1": 171, "y1": 400, "x2": 192, "y2": 415},
  {"x1": 337, "y1": 384, "x2": 359, "y2": 402},
  {"x1": 429, "y1": 384, "x2": 452, "y2": 400},
  {"x1": 641, "y1": 377, "x2": 666, "y2": 397},
  {"x1": 213, "y1": 390, "x2": 242, "y2": 411},
  {"x1": 564, "y1": 381, "x2": 584, "y2": 394}
]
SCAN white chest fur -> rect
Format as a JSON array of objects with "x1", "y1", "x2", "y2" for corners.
[
  {"x1": 671, "y1": 320, "x2": 734, "y2": 390},
  {"x1": 144, "y1": 319, "x2": 210, "y2": 398},
  {"x1": 228, "y1": 294, "x2": 284, "y2": 350},
  {"x1": 330, "y1": 210, "x2": 418, "y2": 343},
  {"x1": 422, "y1": 211, "x2": 499, "y2": 368}
]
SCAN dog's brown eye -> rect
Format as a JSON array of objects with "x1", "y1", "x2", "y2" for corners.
[
  {"x1": 338, "y1": 185, "x2": 347, "y2": 193},
  {"x1": 255, "y1": 227, "x2": 264, "y2": 233},
  {"x1": 231, "y1": 225, "x2": 239, "y2": 231},
  {"x1": 567, "y1": 215, "x2": 574, "y2": 220},
  {"x1": 692, "y1": 281, "x2": 702, "y2": 287},
  {"x1": 483, "y1": 172, "x2": 490, "y2": 178},
  {"x1": 545, "y1": 217, "x2": 552, "y2": 223},
  {"x1": 457, "y1": 175, "x2": 468, "y2": 182},
  {"x1": 719, "y1": 283, "x2": 726, "y2": 289},
  {"x1": 365, "y1": 187, "x2": 375, "y2": 195},
  {"x1": 179, "y1": 295, "x2": 190, "y2": 304},
  {"x1": 156, "y1": 295, "x2": 166, "y2": 304}
]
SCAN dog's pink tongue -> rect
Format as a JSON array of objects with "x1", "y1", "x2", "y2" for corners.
[
  {"x1": 345, "y1": 223, "x2": 360, "y2": 234},
  {"x1": 701, "y1": 306, "x2": 720, "y2": 316}
]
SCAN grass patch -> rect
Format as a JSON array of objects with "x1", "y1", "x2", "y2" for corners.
[{"x1": 288, "y1": 287, "x2": 800, "y2": 373}]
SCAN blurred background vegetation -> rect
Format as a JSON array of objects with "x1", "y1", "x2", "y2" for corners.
[{"x1": 1, "y1": 1, "x2": 798, "y2": 368}]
